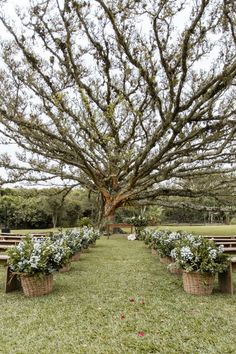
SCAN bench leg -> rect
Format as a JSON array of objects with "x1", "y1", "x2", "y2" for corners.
[
  {"x1": 4, "y1": 266, "x2": 22, "y2": 293},
  {"x1": 218, "y1": 263, "x2": 233, "y2": 295}
]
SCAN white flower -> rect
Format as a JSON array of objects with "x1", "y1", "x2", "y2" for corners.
[
  {"x1": 180, "y1": 246, "x2": 193, "y2": 260},
  {"x1": 128, "y1": 234, "x2": 136, "y2": 241},
  {"x1": 170, "y1": 249, "x2": 177, "y2": 259},
  {"x1": 218, "y1": 244, "x2": 224, "y2": 253},
  {"x1": 209, "y1": 248, "x2": 217, "y2": 259},
  {"x1": 29, "y1": 255, "x2": 40, "y2": 268}
]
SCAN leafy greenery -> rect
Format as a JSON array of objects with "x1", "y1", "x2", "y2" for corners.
[
  {"x1": 130, "y1": 215, "x2": 148, "y2": 240},
  {"x1": 171, "y1": 236, "x2": 229, "y2": 274},
  {"x1": 0, "y1": 188, "x2": 98, "y2": 229},
  {"x1": 0, "y1": 235, "x2": 236, "y2": 353},
  {"x1": 142, "y1": 229, "x2": 230, "y2": 273},
  {"x1": 7, "y1": 228, "x2": 101, "y2": 275},
  {"x1": 148, "y1": 230, "x2": 186, "y2": 257},
  {"x1": 77, "y1": 217, "x2": 93, "y2": 228},
  {"x1": 7, "y1": 237, "x2": 71, "y2": 275},
  {"x1": 130, "y1": 216, "x2": 148, "y2": 228}
]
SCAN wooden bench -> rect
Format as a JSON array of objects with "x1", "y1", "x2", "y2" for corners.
[
  {"x1": 0, "y1": 239, "x2": 21, "y2": 245},
  {"x1": 0, "y1": 233, "x2": 25, "y2": 238},
  {"x1": 206, "y1": 235, "x2": 236, "y2": 238},
  {"x1": 0, "y1": 254, "x2": 9, "y2": 264},
  {"x1": 0, "y1": 255, "x2": 22, "y2": 292},
  {"x1": 0, "y1": 238, "x2": 21, "y2": 251},
  {"x1": 218, "y1": 257, "x2": 236, "y2": 295},
  {"x1": 203, "y1": 236, "x2": 236, "y2": 294},
  {"x1": 0, "y1": 233, "x2": 47, "y2": 293},
  {"x1": 0, "y1": 245, "x2": 16, "y2": 251},
  {"x1": 0, "y1": 235, "x2": 25, "y2": 241},
  {"x1": 29, "y1": 232, "x2": 50, "y2": 238},
  {"x1": 106, "y1": 223, "x2": 134, "y2": 235}
]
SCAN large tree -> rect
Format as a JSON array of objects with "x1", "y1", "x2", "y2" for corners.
[{"x1": 0, "y1": 0, "x2": 235, "y2": 224}]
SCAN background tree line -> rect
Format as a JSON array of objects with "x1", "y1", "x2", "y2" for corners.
[
  {"x1": 1, "y1": 184, "x2": 235, "y2": 230},
  {"x1": 0, "y1": 187, "x2": 98, "y2": 229}
]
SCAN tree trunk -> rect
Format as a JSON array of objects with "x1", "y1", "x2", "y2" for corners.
[
  {"x1": 52, "y1": 214, "x2": 58, "y2": 229},
  {"x1": 97, "y1": 191, "x2": 131, "y2": 236}
]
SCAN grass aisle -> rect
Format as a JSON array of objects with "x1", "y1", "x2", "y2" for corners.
[{"x1": 0, "y1": 236, "x2": 236, "y2": 354}]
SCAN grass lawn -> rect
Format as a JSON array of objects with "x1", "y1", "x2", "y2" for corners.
[
  {"x1": 10, "y1": 224, "x2": 236, "y2": 236},
  {"x1": 10, "y1": 228, "x2": 68, "y2": 235},
  {"x1": 0, "y1": 234, "x2": 236, "y2": 354},
  {"x1": 155, "y1": 224, "x2": 236, "y2": 236}
]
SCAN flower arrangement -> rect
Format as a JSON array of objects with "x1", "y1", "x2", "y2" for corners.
[
  {"x1": 51, "y1": 227, "x2": 100, "y2": 252},
  {"x1": 171, "y1": 236, "x2": 229, "y2": 274},
  {"x1": 68, "y1": 227, "x2": 99, "y2": 248},
  {"x1": 141, "y1": 229, "x2": 153, "y2": 245},
  {"x1": 82, "y1": 227, "x2": 100, "y2": 245},
  {"x1": 55, "y1": 230, "x2": 82, "y2": 255},
  {"x1": 7, "y1": 228, "x2": 101, "y2": 275},
  {"x1": 130, "y1": 215, "x2": 148, "y2": 240},
  {"x1": 155, "y1": 231, "x2": 184, "y2": 257},
  {"x1": 7, "y1": 236, "x2": 71, "y2": 275},
  {"x1": 143, "y1": 230, "x2": 185, "y2": 256},
  {"x1": 130, "y1": 215, "x2": 148, "y2": 228}
]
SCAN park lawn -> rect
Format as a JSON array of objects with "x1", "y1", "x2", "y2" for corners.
[
  {"x1": 0, "y1": 235, "x2": 236, "y2": 354},
  {"x1": 154, "y1": 224, "x2": 236, "y2": 236},
  {"x1": 10, "y1": 228, "x2": 68, "y2": 235},
  {"x1": 11, "y1": 224, "x2": 236, "y2": 236}
]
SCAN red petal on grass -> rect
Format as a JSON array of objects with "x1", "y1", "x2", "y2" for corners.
[
  {"x1": 140, "y1": 299, "x2": 145, "y2": 305},
  {"x1": 138, "y1": 331, "x2": 145, "y2": 337},
  {"x1": 129, "y1": 297, "x2": 135, "y2": 302}
]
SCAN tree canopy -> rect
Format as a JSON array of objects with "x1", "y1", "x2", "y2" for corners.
[{"x1": 0, "y1": 0, "x2": 235, "y2": 222}]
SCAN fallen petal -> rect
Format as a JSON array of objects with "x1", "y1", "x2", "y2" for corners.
[{"x1": 138, "y1": 331, "x2": 145, "y2": 337}]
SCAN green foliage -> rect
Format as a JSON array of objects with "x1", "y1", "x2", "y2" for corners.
[
  {"x1": 143, "y1": 229, "x2": 187, "y2": 256},
  {"x1": 77, "y1": 216, "x2": 93, "y2": 227},
  {"x1": 7, "y1": 236, "x2": 71, "y2": 275},
  {"x1": 0, "y1": 187, "x2": 94, "y2": 229},
  {"x1": 145, "y1": 206, "x2": 164, "y2": 225},
  {"x1": 142, "y1": 229, "x2": 230, "y2": 274},
  {"x1": 114, "y1": 206, "x2": 135, "y2": 223},
  {"x1": 52, "y1": 227, "x2": 100, "y2": 253},
  {"x1": 51, "y1": 230, "x2": 82, "y2": 255},
  {"x1": 129, "y1": 215, "x2": 149, "y2": 240},
  {"x1": 171, "y1": 236, "x2": 229, "y2": 274},
  {"x1": 7, "y1": 227, "x2": 101, "y2": 275},
  {"x1": 130, "y1": 215, "x2": 148, "y2": 227},
  {"x1": 141, "y1": 228, "x2": 155, "y2": 246}
]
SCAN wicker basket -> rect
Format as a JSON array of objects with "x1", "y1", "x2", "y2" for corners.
[
  {"x1": 168, "y1": 264, "x2": 182, "y2": 275},
  {"x1": 59, "y1": 262, "x2": 71, "y2": 273},
  {"x1": 160, "y1": 256, "x2": 172, "y2": 265},
  {"x1": 20, "y1": 273, "x2": 53, "y2": 297},
  {"x1": 182, "y1": 271, "x2": 215, "y2": 295},
  {"x1": 71, "y1": 252, "x2": 81, "y2": 261}
]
